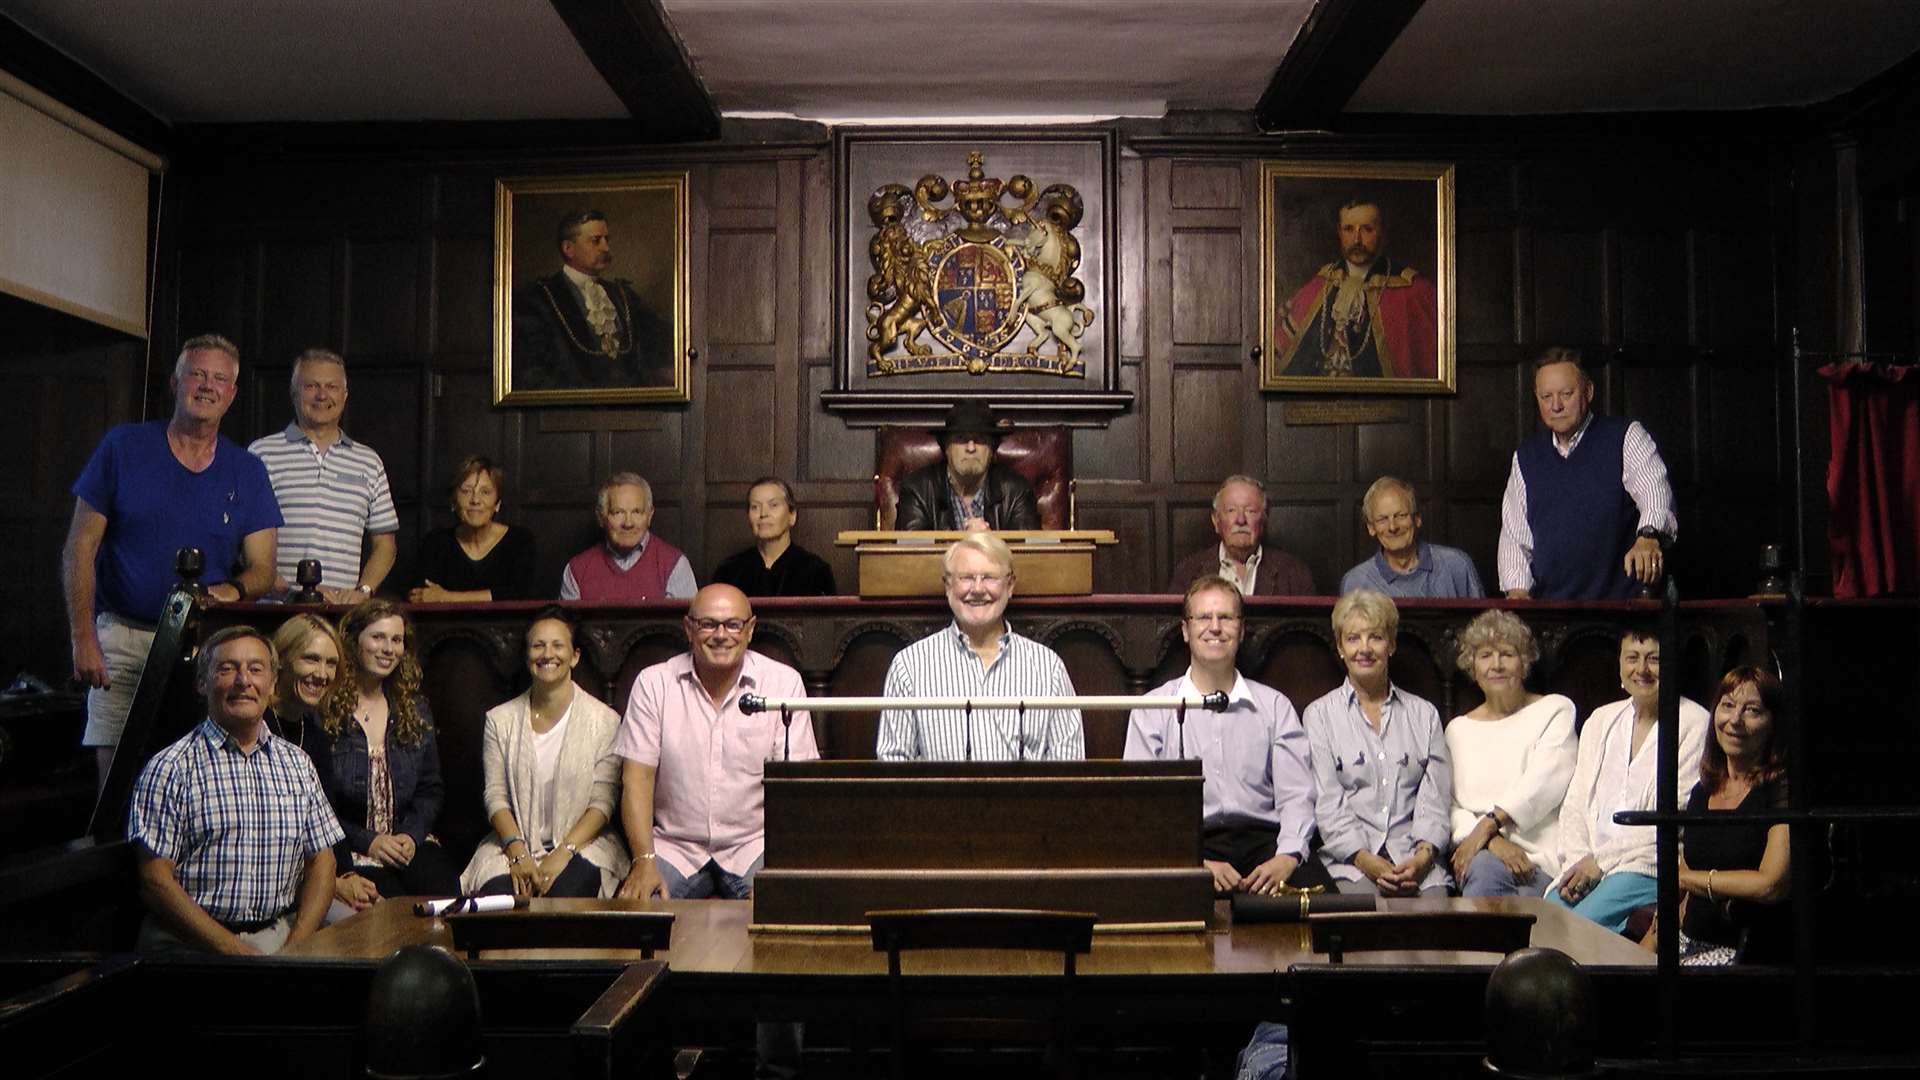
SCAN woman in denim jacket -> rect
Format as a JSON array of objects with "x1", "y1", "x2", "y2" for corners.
[{"x1": 309, "y1": 599, "x2": 460, "y2": 899}]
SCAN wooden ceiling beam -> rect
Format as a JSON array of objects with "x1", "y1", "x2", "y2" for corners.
[
  {"x1": 546, "y1": 0, "x2": 720, "y2": 143},
  {"x1": 1255, "y1": 0, "x2": 1427, "y2": 132}
]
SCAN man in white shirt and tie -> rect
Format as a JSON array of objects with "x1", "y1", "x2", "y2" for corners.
[{"x1": 513, "y1": 208, "x2": 670, "y2": 390}]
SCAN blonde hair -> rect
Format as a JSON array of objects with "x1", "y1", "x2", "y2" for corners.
[
  {"x1": 943, "y1": 532, "x2": 1014, "y2": 577},
  {"x1": 1331, "y1": 589, "x2": 1399, "y2": 639},
  {"x1": 270, "y1": 614, "x2": 344, "y2": 712},
  {"x1": 1454, "y1": 609, "x2": 1540, "y2": 677}
]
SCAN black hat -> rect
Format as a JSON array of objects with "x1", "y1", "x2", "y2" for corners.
[{"x1": 936, "y1": 401, "x2": 1005, "y2": 442}]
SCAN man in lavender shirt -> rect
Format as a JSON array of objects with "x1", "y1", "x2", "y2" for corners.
[
  {"x1": 1125, "y1": 576, "x2": 1332, "y2": 896},
  {"x1": 1301, "y1": 588, "x2": 1453, "y2": 896},
  {"x1": 614, "y1": 584, "x2": 819, "y2": 901}
]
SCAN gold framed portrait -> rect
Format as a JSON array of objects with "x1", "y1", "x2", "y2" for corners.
[
  {"x1": 493, "y1": 171, "x2": 690, "y2": 406},
  {"x1": 1259, "y1": 160, "x2": 1455, "y2": 394}
]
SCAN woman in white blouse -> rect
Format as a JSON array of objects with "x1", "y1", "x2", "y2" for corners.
[
  {"x1": 1548, "y1": 625, "x2": 1707, "y2": 931},
  {"x1": 1446, "y1": 610, "x2": 1578, "y2": 896},
  {"x1": 460, "y1": 607, "x2": 631, "y2": 897}
]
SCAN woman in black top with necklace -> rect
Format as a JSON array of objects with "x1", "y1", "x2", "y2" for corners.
[
  {"x1": 1678, "y1": 666, "x2": 1791, "y2": 965},
  {"x1": 410, "y1": 455, "x2": 538, "y2": 603}
]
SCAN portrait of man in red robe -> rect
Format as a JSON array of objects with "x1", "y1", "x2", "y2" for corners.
[{"x1": 1274, "y1": 200, "x2": 1439, "y2": 381}]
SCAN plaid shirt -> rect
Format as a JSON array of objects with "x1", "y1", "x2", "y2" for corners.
[{"x1": 128, "y1": 718, "x2": 344, "y2": 925}]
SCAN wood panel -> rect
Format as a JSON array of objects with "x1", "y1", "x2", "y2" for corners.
[
  {"x1": 1170, "y1": 229, "x2": 1243, "y2": 346},
  {"x1": 705, "y1": 230, "x2": 777, "y2": 347}
]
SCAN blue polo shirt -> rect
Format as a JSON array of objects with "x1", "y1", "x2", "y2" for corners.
[
  {"x1": 1339, "y1": 541, "x2": 1484, "y2": 598},
  {"x1": 73, "y1": 421, "x2": 282, "y2": 620}
]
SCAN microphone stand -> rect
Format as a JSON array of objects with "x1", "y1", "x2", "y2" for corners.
[
  {"x1": 1016, "y1": 701, "x2": 1027, "y2": 761},
  {"x1": 1176, "y1": 698, "x2": 1188, "y2": 760},
  {"x1": 963, "y1": 700, "x2": 973, "y2": 762},
  {"x1": 780, "y1": 705, "x2": 792, "y2": 762}
]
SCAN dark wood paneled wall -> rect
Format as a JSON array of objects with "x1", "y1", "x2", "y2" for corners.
[
  {"x1": 0, "y1": 296, "x2": 144, "y2": 681},
  {"x1": 142, "y1": 126, "x2": 1793, "y2": 624}
]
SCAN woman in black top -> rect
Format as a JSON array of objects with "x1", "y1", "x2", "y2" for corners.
[
  {"x1": 410, "y1": 455, "x2": 538, "y2": 603},
  {"x1": 1677, "y1": 666, "x2": 1791, "y2": 964},
  {"x1": 711, "y1": 476, "x2": 837, "y2": 596}
]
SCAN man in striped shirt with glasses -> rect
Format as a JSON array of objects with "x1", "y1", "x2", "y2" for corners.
[{"x1": 876, "y1": 533, "x2": 1083, "y2": 761}]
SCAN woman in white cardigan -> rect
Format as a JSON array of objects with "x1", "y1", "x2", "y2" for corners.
[
  {"x1": 1446, "y1": 610, "x2": 1578, "y2": 897},
  {"x1": 1547, "y1": 625, "x2": 1707, "y2": 931},
  {"x1": 460, "y1": 607, "x2": 631, "y2": 897}
]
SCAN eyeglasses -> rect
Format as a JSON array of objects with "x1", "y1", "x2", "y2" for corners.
[
  {"x1": 1185, "y1": 613, "x2": 1243, "y2": 626},
  {"x1": 688, "y1": 617, "x2": 751, "y2": 635},
  {"x1": 1370, "y1": 512, "x2": 1413, "y2": 528},
  {"x1": 947, "y1": 573, "x2": 1009, "y2": 588}
]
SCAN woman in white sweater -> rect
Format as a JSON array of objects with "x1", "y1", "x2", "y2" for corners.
[
  {"x1": 1547, "y1": 625, "x2": 1707, "y2": 931},
  {"x1": 459, "y1": 607, "x2": 631, "y2": 898},
  {"x1": 1446, "y1": 610, "x2": 1578, "y2": 897}
]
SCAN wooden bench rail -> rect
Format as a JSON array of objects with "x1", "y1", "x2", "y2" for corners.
[
  {"x1": 1308, "y1": 911, "x2": 1537, "y2": 963},
  {"x1": 446, "y1": 909, "x2": 677, "y2": 959}
]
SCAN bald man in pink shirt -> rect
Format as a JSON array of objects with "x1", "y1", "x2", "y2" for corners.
[{"x1": 614, "y1": 584, "x2": 819, "y2": 901}]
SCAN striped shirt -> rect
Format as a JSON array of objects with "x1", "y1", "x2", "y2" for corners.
[
  {"x1": 128, "y1": 718, "x2": 344, "y2": 925},
  {"x1": 248, "y1": 424, "x2": 399, "y2": 589},
  {"x1": 1496, "y1": 414, "x2": 1677, "y2": 592},
  {"x1": 876, "y1": 622, "x2": 1085, "y2": 761}
]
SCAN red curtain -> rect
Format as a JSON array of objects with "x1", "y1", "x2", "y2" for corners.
[{"x1": 1821, "y1": 361, "x2": 1920, "y2": 597}]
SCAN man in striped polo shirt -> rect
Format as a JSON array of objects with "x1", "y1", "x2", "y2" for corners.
[
  {"x1": 247, "y1": 348, "x2": 399, "y2": 602},
  {"x1": 876, "y1": 532, "x2": 1084, "y2": 761}
]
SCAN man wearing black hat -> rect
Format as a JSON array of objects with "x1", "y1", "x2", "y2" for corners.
[{"x1": 893, "y1": 402, "x2": 1041, "y2": 532}]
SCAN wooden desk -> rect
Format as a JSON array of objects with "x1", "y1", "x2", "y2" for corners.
[{"x1": 284, "y1": 895, "x2": 1651, "y2": 1025}]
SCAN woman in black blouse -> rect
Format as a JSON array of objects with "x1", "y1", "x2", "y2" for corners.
[
  {"x1": 1677, "y1": 666, "x2": 1791, "y2": 965},
  {"x1": 410, "y1": 455, "x2": 538, "y2": 603}
]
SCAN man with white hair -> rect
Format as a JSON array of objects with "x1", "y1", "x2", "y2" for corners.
[
  {"x1": 247, "y1": 348, "x2": 399, "y2": 602},
  {"x1": 64, "y1": 333, "x2": 282, "y2": 786},
  {"x1": 876, "y1": 533, "x2": 1083, "y2": 761},
  {"x1": 1339, "y1": 476, "x2": 1483, "y2": 597},
  {"x1": 560, "y1": 472, "x2": 696, "y2": 601},
  {"x1": 1167, "y1": 475, "x2": 1314, "y2": 596}
]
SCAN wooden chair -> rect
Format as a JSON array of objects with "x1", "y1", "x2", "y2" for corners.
[
  {"x1": 868, "y1": 908, "x2": 1097, "y2": 1080},
  {"x1": 445, "y1": 909, "x2": 676, "y2": 959},
  {"x1": 1308, "y1": 910, "x2": 1536, "y2": 964},
  {"x1": 873, "y1": 424, "x2": 1074, "y2": 529}
]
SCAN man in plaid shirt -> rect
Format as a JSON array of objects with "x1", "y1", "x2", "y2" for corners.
[{"x1": 128, "y1": 626, "x2": 344, "y2": 954}]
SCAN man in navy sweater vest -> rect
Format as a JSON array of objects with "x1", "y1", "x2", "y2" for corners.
[{"x1": 1497, "y1": 347, "x2": 1676, "y2": 600}]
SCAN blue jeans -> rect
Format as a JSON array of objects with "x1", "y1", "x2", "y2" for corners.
[
  {"x1": 1546, "y1": 871, "x2": 1657, "y2": 933},
  {"x1": 658, "y1": 854, "x2": 763, "y2": 900},
  {"x1": 1459, "y1": 849, "x2": 1555, "y2": 898}
]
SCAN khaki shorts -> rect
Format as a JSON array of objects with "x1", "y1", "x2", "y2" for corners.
[{"x1": 82, "y1": 613, "x2": 155, "y2": 748}]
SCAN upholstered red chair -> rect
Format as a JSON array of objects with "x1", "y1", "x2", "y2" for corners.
[{"x1": 873, "y1": 424, "x2": 1074, "y2": 529}]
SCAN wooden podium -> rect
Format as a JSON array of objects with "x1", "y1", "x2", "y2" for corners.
[
  {"x1": 750, "y1": 760, "x2": 1214, "y2": 932},
  {"x1": 833, "y1": 530, "x2": 1118, "y2": 597}
]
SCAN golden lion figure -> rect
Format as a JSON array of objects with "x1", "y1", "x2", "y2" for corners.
[{"x1": 865, "y1": 189, "x2": 938, "y2": 369}]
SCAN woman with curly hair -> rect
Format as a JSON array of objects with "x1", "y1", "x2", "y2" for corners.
[
  {"x1": 1445, "y1": 609, "x2": 1577, "y2": 897},
  {"x1": 308, "y1": 599, "x2": 460, "y2": 899}
]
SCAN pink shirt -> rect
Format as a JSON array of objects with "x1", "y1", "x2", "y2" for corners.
[{"x1": 614, "y1": 650, "x2": 819, "y2": 877}]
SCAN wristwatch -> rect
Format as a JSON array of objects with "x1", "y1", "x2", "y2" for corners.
[{"x1": 1636, "y1": 526, "x2": 1668, "y2": 543}]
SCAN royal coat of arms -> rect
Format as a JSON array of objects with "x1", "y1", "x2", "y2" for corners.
[{"x1": 864, "y1": 151, "x2": 1093, "y2": 378}]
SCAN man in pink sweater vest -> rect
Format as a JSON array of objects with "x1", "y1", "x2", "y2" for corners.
[{"x1": 560, "y1": 472, "x2": 696, "y2": 602}]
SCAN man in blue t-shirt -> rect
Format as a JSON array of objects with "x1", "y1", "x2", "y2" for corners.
[
  {"x1": 1339, "y1": 476, "x2": 1484, "y2": 598},
  {"x1": 62, "y1": 334, "x2": 282, "y2": 786}
]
